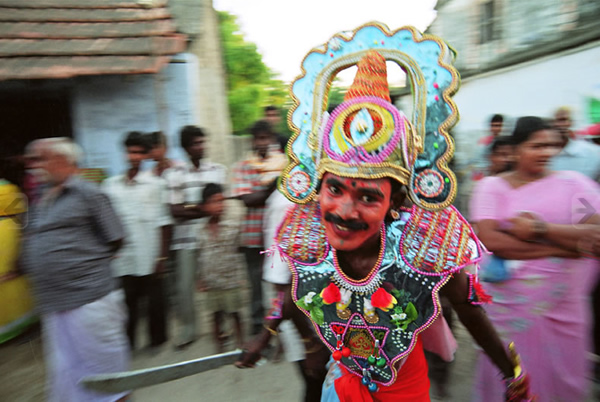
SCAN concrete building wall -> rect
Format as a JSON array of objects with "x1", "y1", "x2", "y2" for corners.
[
  {"x1": 452, "y1": 41, "x2": 600, "y2": 158},
  {"x1": 1, "y1": 0, "x2": 237, "y2": 184},
  {"x1": 395, "y1": 40, "x2": 600, "y2": 214},
  {"x1": 72, "y1": 74, "x2": 158, "y2": 175},
  {"x1": 430, "y1": 0, "x2": 591, "y2": 72},
  {"x1": 72, "y1": 58, "x2": 198, "y2": 176},
  {"x1": 73, "y1": 0, "x2": 238, "y2": 176},
  {"x1": 181, "y1": 0, "x2": 236, "y2": 168}
]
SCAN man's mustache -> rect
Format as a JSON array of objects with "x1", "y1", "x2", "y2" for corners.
[{"x1": 324, "y1": 212, "x2": 368, "y2": 231}]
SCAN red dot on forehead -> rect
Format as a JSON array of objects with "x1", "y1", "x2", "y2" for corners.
[
  {"x1": 341, "y1": 178, "x2": 354, "y2": 187},
  {"x1": 340, "y1": 178, "x2": 381, "y2": 190}
]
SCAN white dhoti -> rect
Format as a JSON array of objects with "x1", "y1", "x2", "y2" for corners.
[{"x1": 43, "y1": 290, "x2": 130, "y2": 402}]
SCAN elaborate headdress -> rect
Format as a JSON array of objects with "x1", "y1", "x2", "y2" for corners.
[{"x1": 280, "y1": 22, "x2": 460, "y2": 210}]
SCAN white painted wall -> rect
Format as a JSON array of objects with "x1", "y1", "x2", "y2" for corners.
[
  {"x1": 450, "y1": 41, "x2": 600, "y2": 165},
  {"x1": 395, "y1": 41, "x2": 600, "y2": 213},
  {"x1": 72, "y1": 55, "x2": 198, "y2": 176},
  {"x1": 454, "y1": 41, "x2": 600, "y2": 135}
]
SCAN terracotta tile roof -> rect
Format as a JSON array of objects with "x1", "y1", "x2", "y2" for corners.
[{"x1": 0, "y1": 0, "x2": 186, "y2": 81}]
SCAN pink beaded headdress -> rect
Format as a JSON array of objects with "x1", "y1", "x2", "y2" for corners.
[
  {"x1": 279, "y1": 22, "x2": 461, "y2": 211},
  {"x1": 318, "y1": 50, "x2": 418, "y2": 187}
]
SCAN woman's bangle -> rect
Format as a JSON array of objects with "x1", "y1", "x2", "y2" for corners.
[
  {"x1": 532, "y1": 218, "x2": 547, "y2": 240},
  {"x1": 577, "y1": 238, "x2": 594, "y2": 256}
]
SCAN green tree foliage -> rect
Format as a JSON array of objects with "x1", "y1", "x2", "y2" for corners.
[
  {"x1": 218, "y1": 11, "x2": 350, "y2": 138},
  {"x1": 218, "y1": 11, "x2": 286, "y2": 135},
  {"x1": 327, "y1": 82, "x2": 347, "y2": 112}
]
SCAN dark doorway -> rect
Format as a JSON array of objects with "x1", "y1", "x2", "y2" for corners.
[{"x1": 0, "y1": 91, "x2": 72, "y2": 188}]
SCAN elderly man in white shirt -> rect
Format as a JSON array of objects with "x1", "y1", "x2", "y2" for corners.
[{"x1": 103, "y1": 131, "x2": 173, "y2": 350}]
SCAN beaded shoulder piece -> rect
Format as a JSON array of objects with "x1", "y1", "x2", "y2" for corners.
[
  {"x1": 400, "y1": 205, "x2": 482, "y2": 275},
  {"x1": 275, "y1": 202, "x2": 484, "y2": 386},
  {"x1": 275, "y1": 202, "x2": 482, "y2": 273},
  {"x1": 276, "y1": 201, "x2": 328, "y2": 264}
]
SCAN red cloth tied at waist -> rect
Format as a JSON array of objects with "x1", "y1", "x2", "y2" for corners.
[{"x1": 333, "y1": 337, "x2": 430, "y2": 402}]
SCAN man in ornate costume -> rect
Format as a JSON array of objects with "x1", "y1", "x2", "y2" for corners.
[{"x1": 237, "y1": 23, "x2": 534, "y2": 401}]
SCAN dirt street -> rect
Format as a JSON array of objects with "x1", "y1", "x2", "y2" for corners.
[{"x1": 1, "y1": 291, "x2": 596, "y2": 401}]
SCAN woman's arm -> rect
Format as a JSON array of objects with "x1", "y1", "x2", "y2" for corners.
[
  {"x1": 477, "y1": 219, "x2": 579, "y2": 260},
  {"x1": 469, "y1": 178, "x2": 562, "y2": 259},
  {"x1": 507, "y1": 213, "x2": 600, "y2": 255}
]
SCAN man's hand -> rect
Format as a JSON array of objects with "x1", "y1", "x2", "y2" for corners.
[
  {"x1": 238, "y1": 178, "x2": 279, "y2": 208},
  {"x1": 170, "y1": 203, "x2": 206, "y2": 220},
  {"x1": 153, "y1": 259, "x2": 167, "y2": 276},
  {"x1": 506, "y1": 213, "x2": 537, "y2": 242},
  {"x1": 234, "y1": 330, "x2": 271, "y2": 368},
  {"x1": 302, "y1": 337, "x2": 330, "y2": 379},
  {"x1": 195, "y1": 202, "x2": 205, "y2": 215}
]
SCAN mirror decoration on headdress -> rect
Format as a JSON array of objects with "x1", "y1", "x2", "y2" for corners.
[{"x1": 280, "y1": 22, "x2": 460, "y2": 210}]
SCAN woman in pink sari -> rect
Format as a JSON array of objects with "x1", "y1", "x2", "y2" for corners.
[{"x1": 470, "y1": 116, "x2": 600, "y2": 401}]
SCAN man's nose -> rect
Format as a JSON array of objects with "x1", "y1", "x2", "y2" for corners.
[{"x1": 337, "y1": 198, "x2": 359, "y2": 220}]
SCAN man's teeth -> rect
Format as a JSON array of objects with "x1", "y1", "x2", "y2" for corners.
[{"x1": 335, "y1": 224, "x2": 351, "y2": 231}]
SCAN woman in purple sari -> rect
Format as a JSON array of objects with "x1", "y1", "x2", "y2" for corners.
[{"x1": 470, "y1": 116, "x2": 600, "y2": 401}]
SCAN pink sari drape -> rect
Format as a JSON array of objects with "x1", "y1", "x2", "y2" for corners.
[{"x1": 469, "y1": 171, "x2": 600, "y2": 402}]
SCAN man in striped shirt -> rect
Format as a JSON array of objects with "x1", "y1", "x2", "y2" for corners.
[{"x1": 232, "y1": 120, "x2": 286, "y2": 335}]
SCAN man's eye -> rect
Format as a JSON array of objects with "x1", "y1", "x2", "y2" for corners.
[
  {"x1": 361, "y1": 195, "x2": 375, "y2": 203},
  {"x1": 328, "y1": 186, "x2": 341, "y2": 195}
]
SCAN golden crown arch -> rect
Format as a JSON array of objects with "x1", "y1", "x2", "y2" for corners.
[{"x1": 280, "y1": 22, "x2": 460, "y2": 211}]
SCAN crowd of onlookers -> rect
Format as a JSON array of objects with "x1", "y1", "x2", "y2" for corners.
[
  {"x1": 0, "y1": 106, "x2": 291, "y2": 401},
  {"x1": 1, "y1": 104, "x2": 599, "y2": 400}
]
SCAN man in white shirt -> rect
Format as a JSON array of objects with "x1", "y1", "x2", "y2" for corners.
[
  {"x1": 103, "y1": 132, "x2": 173, "y2": 350},
  {"x1": 164, "y1": 125, "x2": 227, "y2": 348}
]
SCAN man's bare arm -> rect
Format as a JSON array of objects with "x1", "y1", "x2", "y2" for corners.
[
  {"x1": 440, "y1": 270, "x2": 513, "y2": 378},
  {"x1": 237, "y1": 179, "x2": 278, "y2": 208},
  {"x1": 170, "y1": 204, "x2": 206, "y2": 220}
]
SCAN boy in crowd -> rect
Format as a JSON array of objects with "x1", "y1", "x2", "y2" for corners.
[
  {"x1": 196, "y1": 183, "x2": 245, "y2": 352},
  {"x1": 488, "y1": 136, "x2": 514, "y2": 176}
]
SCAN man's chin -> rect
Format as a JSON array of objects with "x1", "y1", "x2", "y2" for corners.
[
  {"x1": 325, "y1": 230, "x2": 367, "y2": 252},
  {"x1": 329, "y1": 239, "x2": 359, "y2": 251}
]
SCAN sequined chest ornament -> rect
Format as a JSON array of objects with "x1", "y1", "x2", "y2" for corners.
[{"x1": 276, "y1": 202, "x2": 483, "y2": 387}]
